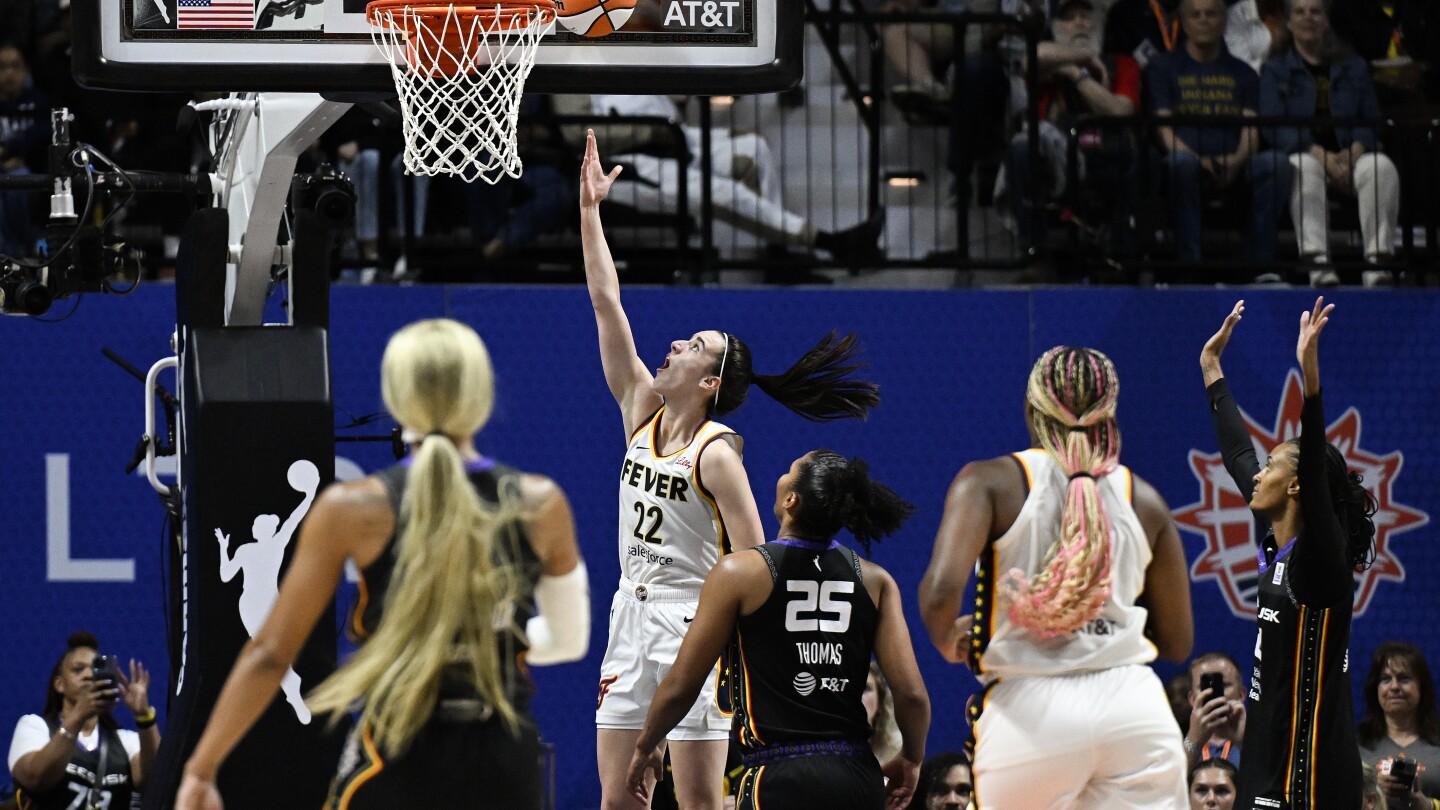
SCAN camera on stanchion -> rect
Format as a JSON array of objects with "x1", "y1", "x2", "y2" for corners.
[
  {"x1": 0, "y1": 264, "x2": 53, "y2": 316},
  {"x1": 290, "y1": 163, "x2": 356, "y2": 230}
]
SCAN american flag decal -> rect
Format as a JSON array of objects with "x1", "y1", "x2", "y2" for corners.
[{"x1": 177, "y1": 0, "x2": 255, "y2": 29}]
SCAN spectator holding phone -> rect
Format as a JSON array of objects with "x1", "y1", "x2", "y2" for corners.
[
  {"x1": 1183, "y1": 652, "x2": 1247, "y2": 769},
  {"x1": 7, "y1": 631, "x2": 160, "y2": 809},
  {"x1": 1358, "y1": 642, "x2": 1440, "y2": 810}
]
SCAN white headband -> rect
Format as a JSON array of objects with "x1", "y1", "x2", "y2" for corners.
[{"x1": 714, "y1": 332, "x2": 730, "y2": 410}]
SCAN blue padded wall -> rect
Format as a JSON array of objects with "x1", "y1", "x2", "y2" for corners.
[{"x1": 1, "y1": 286, "x2": 1434, "y2": 809}]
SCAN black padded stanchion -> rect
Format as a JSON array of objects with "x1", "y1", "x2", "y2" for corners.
[
  {"x1": 289, "y1": 210, "x2": 333, "y2": 330},
  {"x1": 172, "y1": 209, "x2": 229, "y2": 331},
  {"x1": 144, "y1": 325, "x2": 340, "y2": 810}
]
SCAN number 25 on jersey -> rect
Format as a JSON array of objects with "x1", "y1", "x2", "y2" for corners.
[{"x1": 785, "y1": 580, "x2": 853, "y2": 632}]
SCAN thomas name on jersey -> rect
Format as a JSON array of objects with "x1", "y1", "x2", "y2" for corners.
[
  {"x1": 620, "y1": 459, "x2": 691, "y2": 502},
  {"x1": 795, "y1": 641, "x2": 844, "y2": 665}
]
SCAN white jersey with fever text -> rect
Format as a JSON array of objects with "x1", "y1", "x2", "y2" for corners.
[
  {"x1": 970, "y1": 449, "x2": 1157, "y2": 683},
  {"x1": 617, "y1": 407, "x2": 739, "y2": 589}
]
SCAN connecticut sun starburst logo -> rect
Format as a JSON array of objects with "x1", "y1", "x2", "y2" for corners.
[{"x1": 1173, "y1": 370, "x2": 1428, "y2": 619}]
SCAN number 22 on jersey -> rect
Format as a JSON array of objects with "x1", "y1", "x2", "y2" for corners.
[{"x1": 632, "y1": 501, "x2": 664, "y2": 545}]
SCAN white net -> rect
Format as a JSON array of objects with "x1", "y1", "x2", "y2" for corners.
[{"x1": 368, "y1": 2, "x2": 555, "y2": 184}]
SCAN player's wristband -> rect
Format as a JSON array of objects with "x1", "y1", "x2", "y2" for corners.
[
  {"x1": 135, "y1": 708, "x2": 157, "y2": 729},
  {"x1": 57, "y1": 727, "x2": 77, "y2": 741},
  {"x1": 1182, "y1": 737, "x2": 1198, "y2": 755}
]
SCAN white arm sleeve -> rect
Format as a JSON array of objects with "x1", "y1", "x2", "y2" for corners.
[{"x1": 524, "y1": 562, "x2": 591, "y2": 666}]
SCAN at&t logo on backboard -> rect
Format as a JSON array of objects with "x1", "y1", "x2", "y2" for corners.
[{"x1": 1173, "y1": 370, "x2": 1428, "y2": 618}]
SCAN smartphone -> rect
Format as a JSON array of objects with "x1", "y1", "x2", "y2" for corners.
[
  {"x1": 92, "y1": 654, "x2": 123, "y2": 689},
  {"x1": 1199, "y1": 672, "x2": 1226, "y2": 702},
  {"x1": 1389, "y1": 758, "x2": 1418, "y2": 790}
]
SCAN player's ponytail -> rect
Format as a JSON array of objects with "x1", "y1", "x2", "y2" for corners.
[
  {"x1": 788, "y1": 450, "x2": 914, "y2": 553},
  {"x1": 307, "y1": 319, "x2": 522, "y2": 756},
  {"x1": 1005, "y1": 346, "x2": 1122, "y2": 638},
  {"x1": 711, "y1": 331, "x2": 880, "y2": 421},
  {"x1": 1285, "y1": 438, "x2": 1378, "y2": 569}
]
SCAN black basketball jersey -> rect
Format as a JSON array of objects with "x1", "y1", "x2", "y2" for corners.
[
  {"x1": 730, "y1": 540, "x2": 878, "y2": 750},
  {"x1": 1208, "y1": 381, "x2": 1363, "y2": 810},
  {"x1": 348, "y1": 458, "x2": 543, "y2": 707},
  {"x1": 22, "y1": 716, "x2": 132, "y2": 810},
  {"x1": 1238, "y1": 549, "x2": 1359, "y2": 810}
]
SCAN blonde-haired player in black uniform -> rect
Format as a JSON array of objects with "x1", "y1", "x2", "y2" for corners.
[
  {"x1": 920, "y1": 345, "x2": 1194, "y2": 808},
  {"x1": 177, "y1": 319, "x2": 589, "y2": 810},
  {"x1": 624, "y1": 451, "x2": 930, "y2": 810},
  {"x1": 582, "y1": 130, "x2": 883, "y2": 810}
]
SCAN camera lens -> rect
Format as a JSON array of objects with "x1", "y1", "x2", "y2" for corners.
[
  {"x1": 312, "y1": 185, "x2": 356, "y2": 228},
  {"x1": 0, "y1": 276, "x2": 53, "y2": 316}
]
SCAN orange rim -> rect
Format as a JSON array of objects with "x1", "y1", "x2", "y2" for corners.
[{"x1": 365, "y1": 0, "x2": 557, "y2": 30}]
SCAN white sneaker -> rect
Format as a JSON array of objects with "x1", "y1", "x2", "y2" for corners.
[
  {"x1": 1362, "y1": 269, "x2": 1393, "y2": 287},
  {"x1": 1309, "y1": 269, "x2": 1340, "y2": 287},
  {"x1": 391, "y1": 255, "x2": 411, "y2": 283}
]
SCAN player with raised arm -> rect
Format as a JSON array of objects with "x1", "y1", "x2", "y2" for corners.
[
  {"x1": 1199, "y1": 298, "x2": 1376, "y2": 810},
  {"x1": 581, "y1": 130, "x2": 883, "y2": 810}
]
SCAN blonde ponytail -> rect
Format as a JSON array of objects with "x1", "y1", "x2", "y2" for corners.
[
  {"x1": 1003, "y1": 346, "x2": 1122, "y2": 638},
  {"x1": 307, "y1": 319, "x2": 522, "y2": 756}
]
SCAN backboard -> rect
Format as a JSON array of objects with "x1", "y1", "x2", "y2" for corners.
[{"x1": 73, "y1": 0, "x2": 802, "y2": 94}]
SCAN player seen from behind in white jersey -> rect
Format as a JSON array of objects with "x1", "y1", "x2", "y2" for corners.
[{"x1": 919, "y1": 345, "x2": 1194, "y2": 808}]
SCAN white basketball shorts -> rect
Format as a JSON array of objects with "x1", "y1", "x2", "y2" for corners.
[
  {"x1": 594, "y1": 579, "x2": 730, "y2": 740},
  {"x1": 972, "y1": 664, "x2": 1187, "y2": 809}
]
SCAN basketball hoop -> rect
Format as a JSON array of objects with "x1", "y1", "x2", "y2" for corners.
[{"x1": 366, "y1": 0, "x2": 557, "y2": 183}]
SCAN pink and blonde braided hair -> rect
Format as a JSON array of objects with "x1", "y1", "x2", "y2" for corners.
[{"x1": 1004, "y1": 346, "x2": 1122, "y2": 637}]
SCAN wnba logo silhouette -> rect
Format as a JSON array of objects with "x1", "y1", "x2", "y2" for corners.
[
  {"x1": 1174, "y1": 370, "x2": 1429, "y2": 618},
  {"x1": 214, "y1": 459, "x2": 321, "y2": 723}
]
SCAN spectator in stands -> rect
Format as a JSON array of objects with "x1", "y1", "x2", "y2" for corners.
[
  {"x1": 466, "y1": 95, "x2": 577, "y2": 262},
  {"x1": 0, "y1": 42, "x2": 48, "y2": 259},
  {"x1": 321, "y1": 107, "x2": 385, "y2": 272},
  {"x1": 1170, "y1": 670, "x2": 1195, "y2": 735},
  {"x1": 1189, "y1": 758, "x2": 1239, "y2": 810},
  {"x1": 905, "y1": 752, "x2": 971, "y2": 810},
  {"x1": 1002, "y1": 0, "x2": 1140, "y2": 256},
  {"x1": 1253, "y1": 0, "x2": 1398, "y2": 286},
  {"x1": 1330, "y1": 0, "x2": 1438, "y2": 106},
  {"x1": 556, "y1": 94, "x2": 885, "y2": 267},
  {"x1": 7, "y1": 632, "x2": 160, "y2": 809},
  {"x1": 864, "y1": 660, "x2": 904, "y2": 765},
  {"x1": 1358, "y1": 642, "x2": 1440, "y2": 807},
  {"x1": 318, "y1": 107, "x2": 430, "y2": 283},
  {"x1": 1182, "y1": 652, "x2": 1246, "y2": 769},
  {"x1": 1147, "y1": 0, "x2": 1261, "y2": 263},
  {"x1": 881, "y1": 0, "x2": 968, "y2": 124},
  {"x1": 1106, "y1": 0, "x2": 1183, "y2": 69}
]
